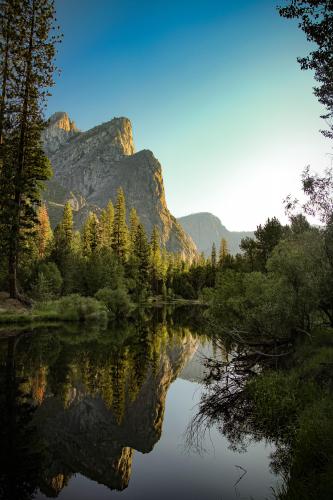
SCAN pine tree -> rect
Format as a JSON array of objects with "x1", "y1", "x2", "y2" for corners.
[
  {"x1": 100, "y1": 200, "x2": 114, "y2": 248},
  {"x1": 0, "y1": 0, "x2": 61, "y2": 299},
  {"x1": 218, "y1": 238, "x2": 229, "y2": 266},
  {"x1": 150, "y1": 225, "x2": 162, "y2": 294},
  {"x1": 52, "y1": 202, "x2": 75, "y2": 293},
  {"x1": 211, "y1": 242, "x2": 217, "y2": 269},
  {"x1": 36, "y1": 203, "x2": 52, "y2": 259},
  {"x1": 133, "y1": 223, "x2": 150, "y2": 297},
  {"x1": 240, "y1": 236, "x2": 257, "y2": 271},
  {"x1": 81, "y1": 212, "x2": 100, "y2": 256},
  {"x1": 112, "y1": 187, "x2": 129, "y2": 262},
  {"x1": 52, "y1": 203, "x2": 74, "y2": 260},
  {"x1": 0, "y1": 0, "x2": 14, "y2": 169},
  {"x1": 198, "y1": 252, "x2": 206, "y2": 266},
  {"x1": 255, "y1": 217, "x2": 284, "y2": 268},
  {"x1": 61, "y1": 202, "x2": 74, "y2": 250},
  {"x1": 129, "y1": 207, "x2": 140, "y2": 251}
]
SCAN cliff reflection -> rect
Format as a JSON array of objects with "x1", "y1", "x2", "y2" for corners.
[{"x1": 0, "y1": 308, "x2": 206, "y2": 498}]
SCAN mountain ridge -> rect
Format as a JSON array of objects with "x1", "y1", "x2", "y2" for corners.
[{"x1": 177, "y1": 212, "x2": 254, "y2": 255}]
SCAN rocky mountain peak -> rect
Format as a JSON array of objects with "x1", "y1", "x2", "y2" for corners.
[
  {"x1": 43, "y1": 111, "x2": 80, "y2": 154},
  {"x1": 88, "y1": 116, "x2": 135, "y2": 158},
  {"x1": 43, "y1": 113, "x2": 197, "y2": 259},
  {"x1": 49, "y1": 111, "x2": 78, "y2": 133}
]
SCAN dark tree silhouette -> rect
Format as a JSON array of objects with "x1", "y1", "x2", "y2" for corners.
[{"x1": 279, "y1": 1, "x2": 333, "y2": 138}]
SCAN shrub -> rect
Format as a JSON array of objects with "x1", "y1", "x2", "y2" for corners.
[
  {"x1": 95, "y1": 287, "x2": 134, "y2": 319},
  {"x1": 54, "y1": 294, "x2": 107, "y2": 322}
]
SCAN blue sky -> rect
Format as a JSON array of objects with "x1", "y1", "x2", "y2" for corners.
[{"x1": 50, "y1": 0, "x2": 332, "y2": 230}]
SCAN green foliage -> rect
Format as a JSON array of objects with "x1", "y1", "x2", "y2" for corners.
[
  {"x1": 100, "y1": 201, "x2": 114, "y2": 248},
  {"x1": 48, "y1": 294, "x2": 108, "y2": 322},
  {"x1": 246, "y1": 335, "x2": 333, "y2": 500},
  {"x1": 112, "y1": 187, "x2": 129, "y2": 262},
  {"x1": 208, "y1": 227, "x2": 329, "y2": 341},
  {"x1": 129, "y1": 207, "x2": 140, "y2": 251},
  {"x1": 0, "y1": 0, "x2": 61, "y2": 298},
  {"x1": 239, "y1": 236, "x2": 257, "y2": 271},
  {"x1": 254, "y1": 216, "x2": 286, "y2": 269},
  {"x1": 132, "y1": 223, "x2": 151, "y2": 300},
  {"x1": 95, "y1": 287, "x2": 134, "y2": 319},
  {"x1": 150, "y1": 225, "x2": 164, "y2": 294},
  {"x1": 81, "y1": 212, "x2": 100, "y2": 256},
  {"x1": 81, "y1": 247, "x2": 125, "y2": 296},
  {"x1": 31, "y1": 262, "x2": 63, "y2": 300},
  {"x1": 204, "y1": 177, "x2": 333, "y2": 500},
  {"x1": 211, "y1": 242, "x2": 217, "y2": 269},
  {"x1": 218, "y1": 238, "x2": 229, "y2": 266}
]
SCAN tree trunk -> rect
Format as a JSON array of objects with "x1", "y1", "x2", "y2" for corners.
[
  {"x1": 0, "y1": 4, "x2": 11, "y2": 169},
  {"x1": 8, "y1": 244, "x2": 18, "y2": 299},
  {"x1": 9, "y1": 0, "x2": 36, "y2": 300}
]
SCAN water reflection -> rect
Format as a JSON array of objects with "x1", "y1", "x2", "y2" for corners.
[
  {"x1": 0, "y1": 308, "x2": 207, "y2": 499},
  {"x1": 0, "y1": 337, "x2": 43, "y2": 500}
]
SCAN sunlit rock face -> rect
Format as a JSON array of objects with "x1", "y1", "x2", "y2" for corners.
[
  {"x1": 43, "y1": 113, "x2": 197, "y2": 258},
  {"x1": 43, "y1": 112, "x2": 79, "y2": 154},
  {"x1": 33, "y1": 334, "x2": 199, "y2": 494}
]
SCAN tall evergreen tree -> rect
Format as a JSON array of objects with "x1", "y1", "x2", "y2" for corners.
[
  {"x1": 61, "y1": 201, "x2": 74, "y2": 250},
  {"x1": 133, "y1": 223, "x2": 150, "y2": 297},
  {"x1": 218, "y1": 238, "x2": 229, "y2": 266},
  {"x1": 51, "y1": 202, "x2": 75, "y2": 293},
  {"x1": 240, "y1": 236, "x2": 257, "y2": 271},
  {"x1": 100, "y1": 200, "x2": 114, "y2": 248},
  {"x1": 36, "y1": 203, "x2": 52, "y2": 259},
  {"x1": 0, "y1": 0, "x2": 60, "y2": 298},
  {"x1": 150, "y1": 225, "x2": 163, "y2": 294},
  {"x1": 211, "y1": 242, "x2": 217, "y2": 269},
  {"x1": 81, "y1": 212, "x2": 100, "y2": 256},
  {"x1": 0, "y1": 0, "x2": 14, "y2": 169},
  {"x1": 112, "y1": 187, "x2": 129, "y2": 262},
  {"x1": 255, "y1": 217, "x2": 285, "y2": 268},
  {"x1": 129, "y1": 207, "x2": 139, "y2": 252}
]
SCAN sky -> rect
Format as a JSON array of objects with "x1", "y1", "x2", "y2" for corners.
[{"x1": 49, "y1": 0, "x2": 333, "y2": 231}]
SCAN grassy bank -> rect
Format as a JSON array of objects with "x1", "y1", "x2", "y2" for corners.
[
  {"x1": 0, "y1": 294, "x2": 108, "y2": 325},
  {"x1": 0, "y1": 293, "x2": 203, "y2": 326}
]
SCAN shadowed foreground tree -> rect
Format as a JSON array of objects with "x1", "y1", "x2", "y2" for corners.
[{"x1": 0, "y1": 0, "x2": 60, "y2": 300}]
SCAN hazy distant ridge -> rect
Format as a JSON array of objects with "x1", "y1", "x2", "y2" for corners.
[{"x1": 177, "y1": 212, "x2": 253, "y2": 255}]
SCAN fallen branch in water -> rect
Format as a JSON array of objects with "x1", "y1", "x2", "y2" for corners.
[{"x1": 234, "y1": 465, "x2": 247, "y2": 492}]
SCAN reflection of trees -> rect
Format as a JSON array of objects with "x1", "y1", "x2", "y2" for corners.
[
  {"x1": 0, "y1": 306, "x2": 204, "y2": 498},
  {"x1": 186, "y1": 337, "x2": 295, "y2": 489},
  {"x1": 0, "y1": 336, "x2": 43, "y2": 500}
]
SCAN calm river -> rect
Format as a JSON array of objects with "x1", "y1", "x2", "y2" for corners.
[{"x1": 0, "y1": 308, "x2": 280, "y2": 499}]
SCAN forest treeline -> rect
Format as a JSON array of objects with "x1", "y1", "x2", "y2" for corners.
[{"x1": 0, "y1": 183, "x2": 239, "y2": 312}]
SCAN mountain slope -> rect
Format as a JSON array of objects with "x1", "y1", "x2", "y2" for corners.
[
  {"x1": 43, "y1": 112, "x2": 197, "y2": 259},
  {"x1": 177, "y1": 212, "x2": 253, "y2": 255}
]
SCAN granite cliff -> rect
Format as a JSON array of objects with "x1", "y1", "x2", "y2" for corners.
[{"x1": 43, "y1": 112, "x2": 197, "y2": 258}]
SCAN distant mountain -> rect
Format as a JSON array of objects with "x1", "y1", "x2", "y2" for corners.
[
  {"x1": 177, "y1": 212, "x2": 254, "y2": 256},
  {"x1": 42, "y1": 112, "x2": 197, "y2": 259}
]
